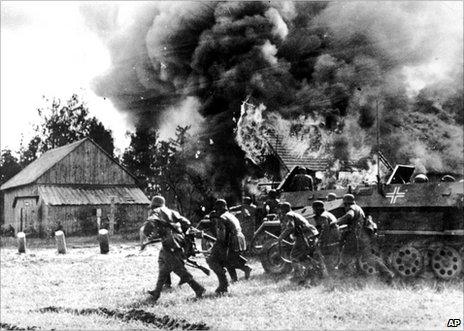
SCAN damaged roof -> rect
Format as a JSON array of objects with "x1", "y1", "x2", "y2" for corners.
[{"x1": 265, "y1": 131, "x2": 353, "y2": 172}]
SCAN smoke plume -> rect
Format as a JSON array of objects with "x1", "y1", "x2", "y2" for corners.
[{"x1": 81, "y1": 1, "x2": 463, "y2": 197}]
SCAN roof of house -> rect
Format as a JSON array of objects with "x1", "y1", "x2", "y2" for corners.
[
  {"x1": 0, "y1": 138, "x2": 137, "y2": 191},
  {"x1": 38, "y1": 186, "x2": 150, "y2": 205},
  {"x1": 265, "y1": 131, "x2": 353, "y2": 172},
  {"x1": 1, "y1": 139, "x2": 85, "y2": 190}
]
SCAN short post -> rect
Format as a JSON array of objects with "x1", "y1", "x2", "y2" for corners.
[
  {"x1": 55, "y1": 230, "x2": 67, "y2": 254},
  {"x1": 98, "y1": 229, "x2": 109, "y2": 254},
  {"x1": 17, "y1": 232, "x2": 26, "y2": 254}
]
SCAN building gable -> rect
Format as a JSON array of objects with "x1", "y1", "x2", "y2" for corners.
[
  {"x1": 36, "y1": 139, "x2": 137, "y2": 186},
  {"x1": 0, "y1": 140, "x2": 84, "y2": 191}
]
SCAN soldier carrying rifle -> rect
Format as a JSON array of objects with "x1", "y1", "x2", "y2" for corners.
[
  {"x1": 277, "y1": 202, "x2": 324, "y2": 285},
  {"x1": 331, "y1": 194, "x2": 395, "y2": 283},
  {"x1": 207, "y1": 199, "x2": 252, "y2": 294},
  {"x1": 143, "y1": 195, "x2": 206, "y2": 302}
]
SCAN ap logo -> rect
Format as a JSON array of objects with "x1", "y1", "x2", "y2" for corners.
[{"x1": 447, "y1": 319, "x2": 461, "y2": 328}]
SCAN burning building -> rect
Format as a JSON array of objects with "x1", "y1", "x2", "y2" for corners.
[{"x1": 81, "y1": 1, "x2": 463, "y2": 199}]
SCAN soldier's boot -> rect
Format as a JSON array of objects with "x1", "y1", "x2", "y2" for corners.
[
  {"x1": 378, "y1": 264, "x2": 395, "y2": 284},
  {"x1": 226, "y1": 267, "x2": 238, "y2": 283},
  {"x1": 147, "y1": 288, "x2": 161, "y2": 302},
  {"x1": 187, "y1": 279, "x2": 206, "y2": 299},
  {"x1": 215, "y1": 273, "x2": 229, "y2": 294},
  {"x1": 164, "y1": 274, "x2": 172, "y2": 289},
  {"x1": 242, "y1": 266, "x2": 252, "y2": 280}
]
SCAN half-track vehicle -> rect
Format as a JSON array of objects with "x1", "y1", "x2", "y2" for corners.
[{"x1": 252, "y1": 164, "x2": 464, "y2": 280}]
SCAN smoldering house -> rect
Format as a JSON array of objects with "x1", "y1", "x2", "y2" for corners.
[{"x1": 0, "y1": 138, "x2": 150, "y2": 236}]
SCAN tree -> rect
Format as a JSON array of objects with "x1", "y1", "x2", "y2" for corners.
[
  {"x1": 122, "y1": 126, "x2": 213, "y2": 220},
  {"x1": 19, "y1": 94, "x2": 115, "y2": 166},
  {"x1": 122, "y1": 127, "x2": 160, "y2": 196},
  {"x1": 0, "y1": 150, "x2": 22, "y2": 224},
  {"x1": 0, "y1": 150, "x2": 22, "y2": 185}
]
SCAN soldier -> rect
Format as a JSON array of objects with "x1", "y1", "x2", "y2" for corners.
[
  {"x1": 227, "y1": 196, "x2": 256, "y2": 282},
  {"x1": 312, "y1": 200, "x2": 340, "y2": 273},
  {"x1": 289, "y1": 166, "x2": 314, "y2": 191},
  {"x1": 207, "y1": 199, "x2": 251, "y2": 294},
  {"x1": 145, "y1": 195, "x2": 205, "y2": 302},
  {"x1": 331, "y1": 194, "x2": 394, "y2": 283},
  {"x1": 277, "y1": 202, "x2": 320, "y2": 284},
  {"x1": 264, "y1": 189, "x2": 280, "y2": 215}
]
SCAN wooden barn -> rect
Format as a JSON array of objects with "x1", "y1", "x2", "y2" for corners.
[{"x1": 0, "y1": 138, "x2": 150, "y2": 236}]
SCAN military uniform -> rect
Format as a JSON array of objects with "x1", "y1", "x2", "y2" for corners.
[
  {"x1": 279, "y1": 208, "x2": 320, "y2": 283},
  {"x1": 313, "y1": 207, "x2": 339, "y2": 273},
  {"x1": 336, "y1": 195, "x2": 394, "y2": 281},
  {"x1": 146, "y1": 202, "x2": 205, "y2": 302},
  {"x1": 207, "y1": 205, "x2": 251, "y2": 293},
  {"x1": 289, "y1": 174, "x2": 314, "y2": 191}
]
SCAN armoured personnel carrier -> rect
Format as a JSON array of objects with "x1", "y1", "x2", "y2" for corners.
[{"x1": 253, "y1": 164, "x2": 464, "y2": 280}]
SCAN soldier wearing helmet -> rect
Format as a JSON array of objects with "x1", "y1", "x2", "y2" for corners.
[
  {"x1": 331, "y1": 194, "x2": 394, "y2": 283},
  {"x1": 277, "y1": 201, "x2": 320, "y2": 284},
  {"x1": 264, "y1": 189, "x2": 280, "y2": 215},
  {"x1": 312, "y1": 200, "x2": 339, "y2": 274},
  {"x1": 289, "y1": 166, "x2": 314, "y2": 192},
  {"x1": 145, "y1": 195, "x2": 205, "y2": 302},
  {"x1": 207, "y1": 199, "x2": 252, "y2": 294}
]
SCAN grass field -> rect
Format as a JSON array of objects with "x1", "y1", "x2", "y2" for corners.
[{"x1": 1, "y1": 236, "x2": 463, "y2": 330}]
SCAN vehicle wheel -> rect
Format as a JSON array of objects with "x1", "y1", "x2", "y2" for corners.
[
  {"x1": 250, "y1": 232, "x2": 268, "y2": 255},
  {"x1": 460, "y1": 246, "x2": 464, "y2": 275},
  {"x1": 260, "y1": 241, "x2": 292, "y2": 275},
  {"x1": 391, "y1": 245, "x2": 423, "y2": 278},
  {"x1": 358, "y1": 245, "x2": 382, "y2": 276},
  {"x1": 431, "y1": 246, "x2": 462, "y2": 280}
]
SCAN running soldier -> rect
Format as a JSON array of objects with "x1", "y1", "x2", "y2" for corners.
[
  {"x1": 312, "y1": 200, "x2": 340, "y2": 273},
  {"x1": 331, "y1": 194, "x2": 395, "y2": 283},
  {"x1": 145, "y1": 195, "x2": 205, "y2": 302},
  {"x1": 277, "y1": 202, "x2": 321, "y2": 284},
  {"x1": 207, "y1": 199, "x2": 251, "y2": 294}
]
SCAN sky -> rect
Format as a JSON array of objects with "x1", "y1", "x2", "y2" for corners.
[
  {"x1": 1, "y1": 1, "x2": 462, "y2": 158},
  {"x1": 1, "y1": 1, "x2": 133, "y2": 155}
]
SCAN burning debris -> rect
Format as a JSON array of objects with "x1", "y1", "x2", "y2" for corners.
[{"x1": 82, "y1": 1, "x2": 463, "y2": 195}]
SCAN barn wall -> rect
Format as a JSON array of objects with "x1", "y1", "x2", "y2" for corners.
[
  {"x1": 2, "y1": 185, "x2": 38, "y2": 231},
  {"x1": 37, "y1": 140, "x2": 136, "y2": 186},
  {"x1": 46, "y1": 204, "x2": 149, "y2": 236}
]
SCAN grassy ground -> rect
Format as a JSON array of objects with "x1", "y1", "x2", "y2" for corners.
[{"x1": 1, "y1": 237, "x2": 463, "y2": 330}]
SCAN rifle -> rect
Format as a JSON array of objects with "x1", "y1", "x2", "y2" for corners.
[
  {"x1": 189, "y1": 226, "x2": 248, "y2": 263},
  {"x1": 186, "y1": 258, "x2": 210, "y2": 276},
  {"x1": 140, "y1": 237, "x2": 162, "y2": 251}
]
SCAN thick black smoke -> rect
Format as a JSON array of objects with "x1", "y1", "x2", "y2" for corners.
[{"x1": 82, "y1": 1, "x2": 463, "y2": 197}]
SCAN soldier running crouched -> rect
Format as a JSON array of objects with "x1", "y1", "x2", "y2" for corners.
[
  {"x1": 145, "y1": 195, "x2": 205, "y2": 302},
  {"x1": 207, "y1": 199, "x2": 251, "y2": 294},
  {"x1": 331, "y1": 194, "x2": 394, "y2": 283},
  {"x1": 312, "y1": 200, "x2": 340, "y2": 274},
  {"x1": 277, "y1": 202, "x2": 321, "y2": 284}
]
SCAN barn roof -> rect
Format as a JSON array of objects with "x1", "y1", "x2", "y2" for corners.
[
  {"x1": 265, "y1": 131, "x2": 353, "y2": 172},
  {"x1": 38, "y1": 186, "x2": 150, "y2": 205},
  {"x1": 0, "y1": 138, "x2": 138, "y2": 191},
  {"x1": 0, "y1": 139, "x2": 85, "y2": 190}
]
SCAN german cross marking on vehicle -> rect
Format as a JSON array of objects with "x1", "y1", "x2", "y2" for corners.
[{"x1": 385, "y1": 187, "x2": 406, "y2": 204}]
